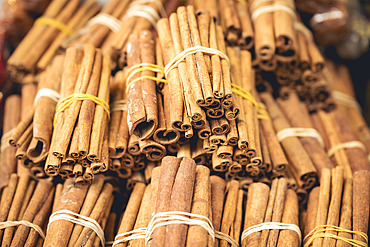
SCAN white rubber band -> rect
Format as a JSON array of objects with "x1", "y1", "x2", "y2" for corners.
[
  {"x1": 1, "y1": 128, "x2": 15, "y2": 153},
  {"x1": 164, "y1": 46, "x2": 230, "y2": 78},
  {"x1": 112, "y1": 211, "x2": 239, "y2": 247},
  {"x1": 294, "y1": 22, "x2": 313, "y2": 39},
  {"x1": 86, "y1": 13, "x2": 122, "y2": 33},
  {"x1": 130, "y1": 0, "x2": 167, "y2": 18},
  {"x1": 327, "y1": 141, "x2": 367, "y2": 157},
  {"x1": 249, "y1": 0, "x2": 273, "y2": 14},
  {"x1": 331, "y1": 91, "x2": 361, "y2": 111},
  {"x1": 251, "y1": 3, "x2": 296, "y2": 21},
  {"x1": 110, "y1": 100, "x2": 127, "y2": 112},
  {"x1": 241, "y1": 222, "x2": 301, "y2": 244},
  {"x1": 34, "y1": 88, "x2": 60, "y2": 105},
  {"x1": 276, "y1": 127, "x2": 324, "y2": 147},
  {"x1": 124, "y1": 5, "x2": 160, "y2": 30},
  {"x1": 311, "y1": 9, "x2": 344, "y2": 24},
  {"x1": 0, "y1": 220, "x2": 46, "y2": 239},
  {"x1": 48, "y1": 209, "x2": 105, "y2": 246}
]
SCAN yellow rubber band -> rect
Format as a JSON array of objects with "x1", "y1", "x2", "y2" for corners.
[
  {"x1": 304, "y1": 225, "x2": 368, "y2": 247},
  {"x1": 230, "y1": 84, "x2": 270, "y2": 119},
  {"x1": 257, "y1": 103, "x2": 270, "y2": 120},
  {"x1": 35, "y1": 17, "x2": 74, "y2": 36},
  {"x1": 54, "y1": 93, "x2": 110, "y2": 126},
  {"x1": 231, "y1": 83, "x2": 258, "y2": 107},
  {"x1": 126, "y1": 63, "x2": 167, "y2": 93}
]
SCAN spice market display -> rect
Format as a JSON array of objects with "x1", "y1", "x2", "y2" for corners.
[{"x1": 0, "y1": 0, "x2": 369, "y2": 246}]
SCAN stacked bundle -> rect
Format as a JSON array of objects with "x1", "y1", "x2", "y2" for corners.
[
  {"x1": 7, "y1": 55, "x2": 64, "y2": 180},
  {"x1": 193, "y1": 0, "x2": 330, "y2": 110},
  {"x1": 303, "y1": 168, "x2": 369, "y2": 247},
  {"x1": 111, "y1": 155, "x2": 288, "y2": 247},
  {"x1": 44, "y1": 175, "x2": 115, "y2": 246},
  {"x1": 323, "y1": 62, "x2": 370, "y2": 155},
  {"x1": 7, "y1": 0, "x2": 100, "y2": 77},
  {"x1": 9, "y1": 45, "x2": 111, "y2": 184},
  {"x1": 0, "y1": 174, "x2": 55, "y2": 246},
  {"x1": 241, "y1": 178, "x2": 300, "y2": 247}
]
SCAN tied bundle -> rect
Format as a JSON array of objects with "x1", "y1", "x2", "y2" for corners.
[
  {"x1": 106, "y1": 0, "x2": 168, "y2": 64},
  {"x1": 191, "y1": 0, "x2": 330, "y2": 111},
  {"x1": 111, "y1": 153, "x2": 241, "y2": 247},
  {"x1": 45, "y1": 45, "x2": 111, "y2": 184},
  {"x1": 62, "y1": 0, "x2": 128, "y2": 50},
  {"x1": 8, "y1": 45, "x2": 112, "y2": 184},
  {"x1": 241, "y1": 178, "x2": 301, "y2": 247},
  {"x1": 7, "y1": 0, "x2": 100, "y2": 78},
  {"x1": 8, "y1": 55, "x2": 64, "y2": 180},
  {"x1": 303, "y1": 168, "x2": 369, "y2": 247},
  {"x1": 322, "y1": 61, "x2": 370, "y2": 163},
  {"x1": 153, "y1": 5, "x2": 269, "y2": 176},
  {"x1": 0, "y1": 174, "x2": 55, "y2": 246},
  {"x1": 44, "y1": 175, "x2": 115, "y2": 246},
  {"x1": 260, "y1": 92, "x2": 320, "y2": 199}
]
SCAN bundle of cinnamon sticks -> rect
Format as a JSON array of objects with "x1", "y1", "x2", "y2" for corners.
[
  {"x1": 191, "y1": 0, "x2": 331, "y2": 110},
  {"x1": 112, "y1": 154, "x2": 243, "y2": 247},
  {"x1": 242, "y1": 178, "x2": 300, "y2": 247},
  {"x1": 7, "y1": 0, "x2": 100, "y2": 78},
  {"x1": 303, "y1": 167, "x2": 369, "y2": 247},
  {"x1": 0, "y1": 174, "x2": 55, "y2": 246},
  {"x1": 8, "y1": 45, "x2": 111, "y2": 184},
  {"x1": 44, "y1": 174, "x2": 115, "y2": 246}
]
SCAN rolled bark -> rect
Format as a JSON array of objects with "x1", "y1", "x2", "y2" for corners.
[
  {"x1": 312, "y1": 168, "x2": 331, "y2": 247},
  {"x1": 323, "y1": 166, "x2": 344, "y2": 246},
  {"x1": 242, "y1": 182, "x2": 270, "y2": 247},
  {"x1": 352, "y1": 170, "x2": 370, "y2": 244},
  {"x1": 276, "y1": 189, "x2": 299, "y2": 247},
  {"x1": 220, "y1": 180, "x2": 239, "y2": 247},
  {"x1": 336, "y1": 178, "x2": 353, "y2": 247},
  {"x1": 151, "y1": 156, "x2": 181, "y2": 247},
  {"x1": 164, "y1": 157, "x2": 197, "y2": 247},
  {"x1": 115, "y1": 182, "x2": 146, "y2": 247},
  {"x1": 10, "y1": 179, "x2": 54, "y2": 247},
  {"x1": 0, "y1": 95, "x2": 21, "y2": 189},
  {"x1": 185, "y1": 165, "x2": 210, "y2": 247},
  {"x1": 44, "y1": 178, "x2": 89, "y2": 246}
]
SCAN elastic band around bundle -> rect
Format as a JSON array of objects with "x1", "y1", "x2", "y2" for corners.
[
  {"x1": 257, "y1": 103, "x2": 270, "y2": 120},
  {"x1": 48, "y1": 209, "x2": 105, "y2": 246},
  {"x1": 0, "y1": 220, "x2": 46, "y2": 239},
  {"x1": 34, "y1": 88, "x2": 61, "y2": 105},
  {"x1": 276, "y1": 127, "x2": 324, "y2": 147},
  {"x1": 230, "y1": 84, "x2": 270, "y2": 119},
  {"x1": 249, "y1": 0, "x2": 273, "y2": 14},
  {"x1": 241, "y1": 222, "x2": 301, "y2": 244},
  {"x1": 86, "y1": 13, "x2": 122, "y2": 33},
  {"x1": 332, "y1": 91, "x2": 361, "y2": 111},
  {"x1": 112, "y1": 211, "x2": 239, "y2": 247},
  {"x1": 327, "y1": 141, "x2": 367, "y2": 157},
  {"x1": 231, "y1": 83, "x2": 257, "y2": 107},
  {"x1": 126, "y1": 63, "x2": 167, "y2": 93},
  {"x1": 35, "y1": 17, "x2": 74, "y2": 36},
  {"x1": 124, "y1": 5, "x2": 160, "y2": 30},
  {"x1": 251, "y1": 3, "x2": 296, "y2": 21},
  {"x1": 130, "y1": 0, "x2": 167, "y2": 18},
  {"x1": 111, "y1": 100, "x2": 127, "y2": 112},
  {"x1": 303, "y1": 225, "x2": 368, "y2": 247},
  {"x1": 164, "y1": 46, "x2": 230, "y2": 78},
  {"x1": 54, "y1": 93, "x2": 110, "y2": 126}
]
